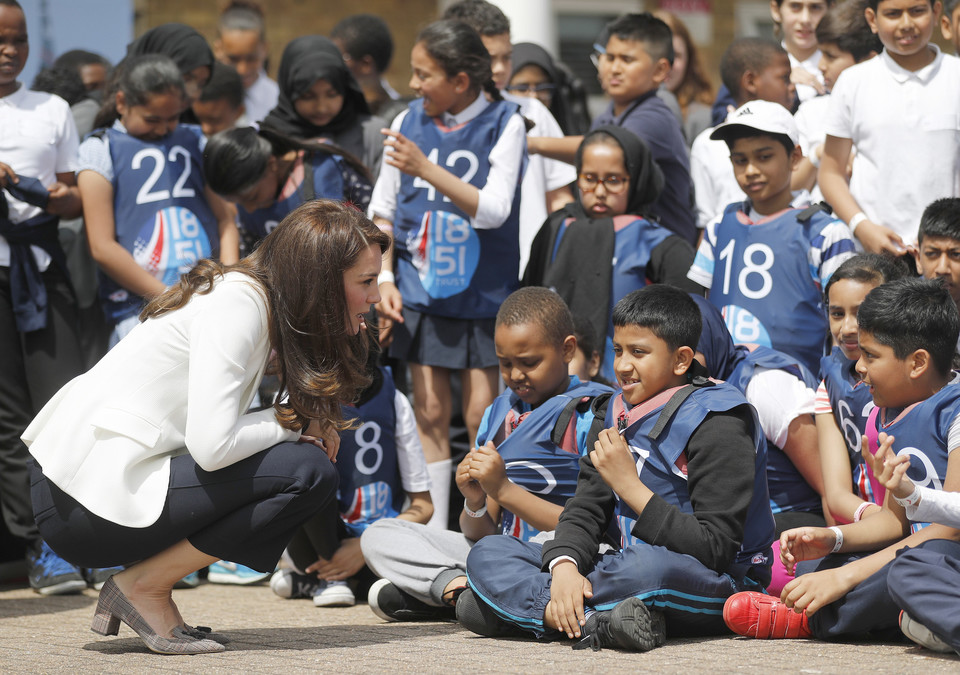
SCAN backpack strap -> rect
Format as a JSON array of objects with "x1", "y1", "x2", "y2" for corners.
[
  {"x1": 550, "y1": 394, "x2": 596, "y2": 449},
  {"x1": 583, "y1": 392, "x2": 615, "y2": 449},
  {"x1": 796, "y1": 201, "x2": 832, "y2": 224},
  {"x1": 300, "y1": 153, "x2": 316, "y2": 202}
]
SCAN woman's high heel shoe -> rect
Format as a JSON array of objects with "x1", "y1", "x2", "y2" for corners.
[{"x1": 91, "y1": 577, "x2": 225, "y2": 654}]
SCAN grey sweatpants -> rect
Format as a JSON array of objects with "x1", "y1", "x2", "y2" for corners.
[{"x1": 360, "y1": 518, "x2": 474, "y2": 606}]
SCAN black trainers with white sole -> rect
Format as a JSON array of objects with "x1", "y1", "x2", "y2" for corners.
[
  {"x1": 573, "y1": 597, "x2": 666, "y2": 652},
  {"x1": 367, "y1": 578, "x2": 455, "y2": 622}
]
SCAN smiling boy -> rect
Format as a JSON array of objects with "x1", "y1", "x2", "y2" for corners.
[
  {"x1": 688, "y1": 100, "x2": 856, "y2": 375},
  {"x1": 457, "y1": 285, "x2": 775, "y2": 652},
  {"x1": 724, "y1": 277, "x2": 960, "y2": 642}
]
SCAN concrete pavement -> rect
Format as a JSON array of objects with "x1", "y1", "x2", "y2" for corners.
[{"x1": 1, "y1": 581, "x2": 957, "y2": 673}]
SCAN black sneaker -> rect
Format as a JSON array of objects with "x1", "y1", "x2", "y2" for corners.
[
  {"x1": 26, "y1": 540, "x2": 87, "y2": 596},
  {"x1": 368, "y1": 578, "x2": 455, "y2": 622},
  {"x1": 573, "y1": 597, "x2": 666, "y2": 652},
  {"x1": 456, "y1": 588, "x2": 526, "y2": 637}
]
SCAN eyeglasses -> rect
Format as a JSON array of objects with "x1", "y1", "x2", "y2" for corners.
[
  {"x1": 578, "y1": 173, "x2": 628, "y2": 194},
  {"x1": 504, "y1": 83, "x2": 556, "y2": 95}
]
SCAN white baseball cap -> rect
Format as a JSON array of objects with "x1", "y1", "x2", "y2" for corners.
[{"x1": 710, "y1": 100, "x2": 799, "y2": 147}]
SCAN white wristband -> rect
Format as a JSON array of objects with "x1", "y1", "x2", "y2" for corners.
[
  {"x1": 853, "y1": 501, "x2": 873, "y2": 523},
  {"x1": 549, "y1": 556, "x2": 578, "y2": 573},
  {"x1": 377, "y1": 271, "x2": 395, "y2": 286},
  {"x1": 847, "y1": 212, "x2": 868, "y2": 234},
  {"x1": 829, "y1": 526, "x2": 844, "y2": 554},
  {"x1": 894, "y1": 484, "x2": 922, "y2": 508},
  {"x1": 463, "y1": 498, "x2": 487, "y2": 518}
]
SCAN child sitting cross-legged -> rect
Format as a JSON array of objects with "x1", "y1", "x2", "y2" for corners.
[
  {"x1": 457, "y1": 284, "x2": 776, "y2": 652},
  {"x1": 360, "y1": 287, "x2": 612, "y2": 621},
  {"x1": 724, "y1": 277, "x2": 960, "y2": 642}
]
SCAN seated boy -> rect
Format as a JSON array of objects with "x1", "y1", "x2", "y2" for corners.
[
  {"x1": 691, "y1": 38, "x2": 796, "y2": 229},
  {"x1": 914, "y1": 199, "x2": 960, "y2": 341},
  {"x1": 819, "y1": 0, "x2": 960, "y2": 254},
  {"x1": 360, "y1": 288, "x2": 612, "y2": 621},
  {"x1": 457, "y1": 285, "x2": 775, "y2": 652},
  {"x1": 192, "y1": 61, "x2": 248, "y2": 138},
  {"x1": 724, "y1": 277, "x2": 960, "y2": 642},
  {"x1": 793, "y1": 0, "x2": 880, "y2": 199},
  {"x1": 687, "y1": 100, "x2": 857, "y2": 375}
]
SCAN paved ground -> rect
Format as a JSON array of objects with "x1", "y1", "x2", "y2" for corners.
[{"x1": 1, "y1": 580, "x2": 957, "y2": 673}]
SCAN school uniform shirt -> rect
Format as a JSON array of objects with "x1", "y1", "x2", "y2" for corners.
[
  {"x1": 21, "y1": 273, "x2": 299, "y2": 528},
  {"x1": 687, "y1": 191, "x2": 857, "y2": 374},
  {"x1": 592, "y1": 92, "x2": 697, "y2": 245},
  {"x1": 824, "y1": 45, "x2": 960, "y2": 245},
  {"x1": 243, "y1": 70, "x2": 280, "y2": 124},
  {"x1": 0, "y1": 85, "x2": 79, "y2": 270},
  {"x1": 690, "y1": 115, "x2": 743, "y2": 230},
  {"x1": 501, "y1": 92, "x2": 577, "y2": 278},
  {"x1": 795, "y1": 94, "x2": 834, "y2": 203},
  {"x1": 789, "y1": 47, "x2": 825, "y2": 104}
]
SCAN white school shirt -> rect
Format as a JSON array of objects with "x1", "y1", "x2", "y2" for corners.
[
  {"x1": 393, "y1": 391, "x2": 432, "y2": 493},
  {"x1": 789, "y1": 47, "x2": 825, "y2": 103},
  {"x1": 0, "y1": 85, "x2": 79, "y2": 269},
  {"x1": 795, "y1": 94, "x2": 833, "y2": 203},
  {"x1": 690, "y1": 115, "x2": 744, "y2": 229},
  {"x1": 745, "y1": 367, "x2": 817, "y2": 449},
  {"x1": 368, "y1": 93, "x2": 527, "y2": 231},
  {"x1": 501, "y1": 92, "x2": 577, "y2": 277},
  {"x1": 823, "y1": 46, "x2": 960, "y2": 245},
  {"x1": 244, "y1": 71, "x2": 280, "y2": 124}
]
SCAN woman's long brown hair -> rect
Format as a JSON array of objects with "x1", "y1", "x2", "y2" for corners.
[{"x1": 141, "y1": 199, "x2": 390, "y2": 433}]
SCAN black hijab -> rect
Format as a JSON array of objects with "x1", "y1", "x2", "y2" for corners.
[
  {"x1": 261, "y1": 35, "x2": 370, "y2": 140},
  {"x1": 126, "y1": 23, "x2": 214, "y2": 78},
  {"x1": 576, "y1": 125, "x2": 663, "y2": 217}
]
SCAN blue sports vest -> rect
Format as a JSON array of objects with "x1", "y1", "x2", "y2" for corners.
[
  {"x1": 237, "y1": 151, "x2": 348, "y2": 243},
  {"x1": 553, "y1": 214, "x2": 673, "y2": 383},
  {"x1": 820, "y1": 347, "x2": 878, "y2": 503},
  {"x1": 869, "y1": 381, "x2": 960, "y2": 533},
  {"x1": 101, "y1": 125, "x2": 217, "y2": 323},
  {"x1": 477, "y1": 377, "x2": 612, "y2": 542},
  {"x1": 336, "y1": 367, "x2": 404, "y2": 536},
  {"x1": 610, "y1": 384, "x2": 775, "y2": 583},
  {"x1": 393, "y1": 100, "x2": 523, "y2": 318},
  {"x1": 725, "y1": 346, "x2": 822, "y2": 515},
  {"x1": 708, "y1": 204, "x2": 837, "y2": 374}
]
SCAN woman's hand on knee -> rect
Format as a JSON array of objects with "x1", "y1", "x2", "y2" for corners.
[{"x1": 301, "y1": 420, "x2": 341, "y2": 462}]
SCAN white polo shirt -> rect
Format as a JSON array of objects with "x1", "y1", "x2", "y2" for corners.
[
  {"x1": 243, "y1": 70, "x2": 280, "y2": 124},
  {"x1": 824, "y1": 46, "x2": 960, "y2": 245},
  {"x1": 0, "y1": 85, "x2": 79, "y2": 269},
  {"x1": 789, "y1": 47, "x2": 825, "y2": 103},
  {"x1": 690, "y1": 114, "x2": 744, "y2": 229}
]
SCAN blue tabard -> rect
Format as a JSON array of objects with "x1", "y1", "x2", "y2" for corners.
[
  {"x1": 336, "y1": 367, "x2": 404, "y2": 537},
  {"x1": 393, "y1": 99, "x2": 523, "y2": 318},
  {"x1": 820, "y1": 347, "x2": 878, "y2": 503},
  {"x1": 552, "y1": 214, "x2": 673, "y2": 383},
  {"x1": 869, "y1": 380, "x2": 960, "y2": 533},
  {"x1": 707, "y1": 203, "x2": 839, "y2": 374},
  {"x1": 236, "y1": 150, "x2": 348, "y2": 243},
  {"x1": 609, "y1": 384, "x2": 775, "y2": 582},
  {"x1": 476, "y1": 377, "x2": 612, "y2": 542},
  {"x1": 100, "y1": 125, "x2": 217, "y2": 323},
  {"x1": 725, "y1": 346, "x2": 823, "y2": 515}
]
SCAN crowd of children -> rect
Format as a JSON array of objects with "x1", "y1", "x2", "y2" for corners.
[{"x1": 3, "y1": 0, "x2": 960, "y2": 658}]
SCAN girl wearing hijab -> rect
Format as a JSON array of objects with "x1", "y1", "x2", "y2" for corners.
[
  {"x1": 523, "y1": 126, "x2": 702, "y2": 381},
  {"x1": 94, "y1": 23, "x2": 216, "y2": 129},
  {"x1": 261, "y1": 36, "x2": 385, "y2": 181},
  {"x1": 506, "y1": 42, "x2": 590, "y2": 136}
]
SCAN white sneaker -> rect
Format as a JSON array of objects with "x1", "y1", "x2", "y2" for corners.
[
  {"x1": 900, "y1": 611, "x2": 954, "y2": 653},
  {"x1": 270, "y1": 569, "x2": 320, "y2": 599},
  {"x1": 313, "y1": 580, "x2": 355, "y2": 607}
]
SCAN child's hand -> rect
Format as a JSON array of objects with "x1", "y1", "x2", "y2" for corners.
[
  {"x1": 779, "y1": 527, "x2": 837, "y2": 574},
  {"x1": 466, "y1": 441, "x2": 508, "y2": 499},
  {"x1": 45, "y1": 181, "x2": 78, "y2": 216},
  {"x1": 791, "y1": 66, "x2": 825, "y2": 96},
  {"x1": 301, "y1": 419, "x2": 340, "y2": 463},
  {"x1": 780, "y1": 566, "x2": 850, "y2": 617},
  {"x1": 0, "y1": 162, "x2": 17, "y2": 187},
  {"x1": 861, "y1": 432, "x2": 914, "y2": 499},
  {"x1": 306, "y1": 537, "x2": 365, "y2": 581},
  {"x1": 546, "y1": 561, "x2": 594, "y2": 639},
  {"x1": 375, "y1": 282, "x2": 403, "y2": 348},
  {"x1": 854, "y1": 219, "x2": 906, "y2": 255},
  {"x1": 590, "y1": 428, "x2": 641, "y2": 495},
  {"x1": 456, "y1": 450, "x2": 487, "y2": 508},
  {"x1": 382, "y1": 129, "x2": 431, "y2": 178}
]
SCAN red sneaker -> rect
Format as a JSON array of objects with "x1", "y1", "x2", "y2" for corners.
[{"x1": 723, "y1": 591, "x2": 812, "y2": 639}]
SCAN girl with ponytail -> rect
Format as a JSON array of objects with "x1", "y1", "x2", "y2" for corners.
[{"x1": 368, "y1": 19, "x2": 527, "y2": 528}]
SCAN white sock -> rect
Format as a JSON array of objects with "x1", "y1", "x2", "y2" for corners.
[{"x1": 426, "y1": 458, "x2": 452, "y2": 529}]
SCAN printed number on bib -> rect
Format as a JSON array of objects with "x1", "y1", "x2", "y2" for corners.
[
  {"x1": 133, "y1": 206, "x2": 211, "y2": 285},
  {"x1": 503, "y1": 460, "x2": 557, "y2": 495},
  {"x1": 717, "y1": 240, "x2": 775, "y2": 300},
  {"x1": 721, "y1": 305, "x2": 773, "y2": 347},
  {"x1": 354, "y1": 421, "x2": 384, "y2": 476},
  {"x1": 409, "y1": 210, "x2": 480, "y2": 299},
  {"x1": 132, "y1": 146, "x2": 197, "y2": 205},
  {"x1": 899, "y1": 446, "x2": 944, "y2": 491},
  {"x1": 412, "y1": 148, "x2": 479, "y2": 203}
]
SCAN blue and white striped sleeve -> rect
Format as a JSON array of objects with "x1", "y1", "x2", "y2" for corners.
[
  {"x1": 811, "y1": 219, "x2": 858, "y2": 285},
  {"x1": 687, "y1": 219, "x2": 718, "y2": 288}
]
